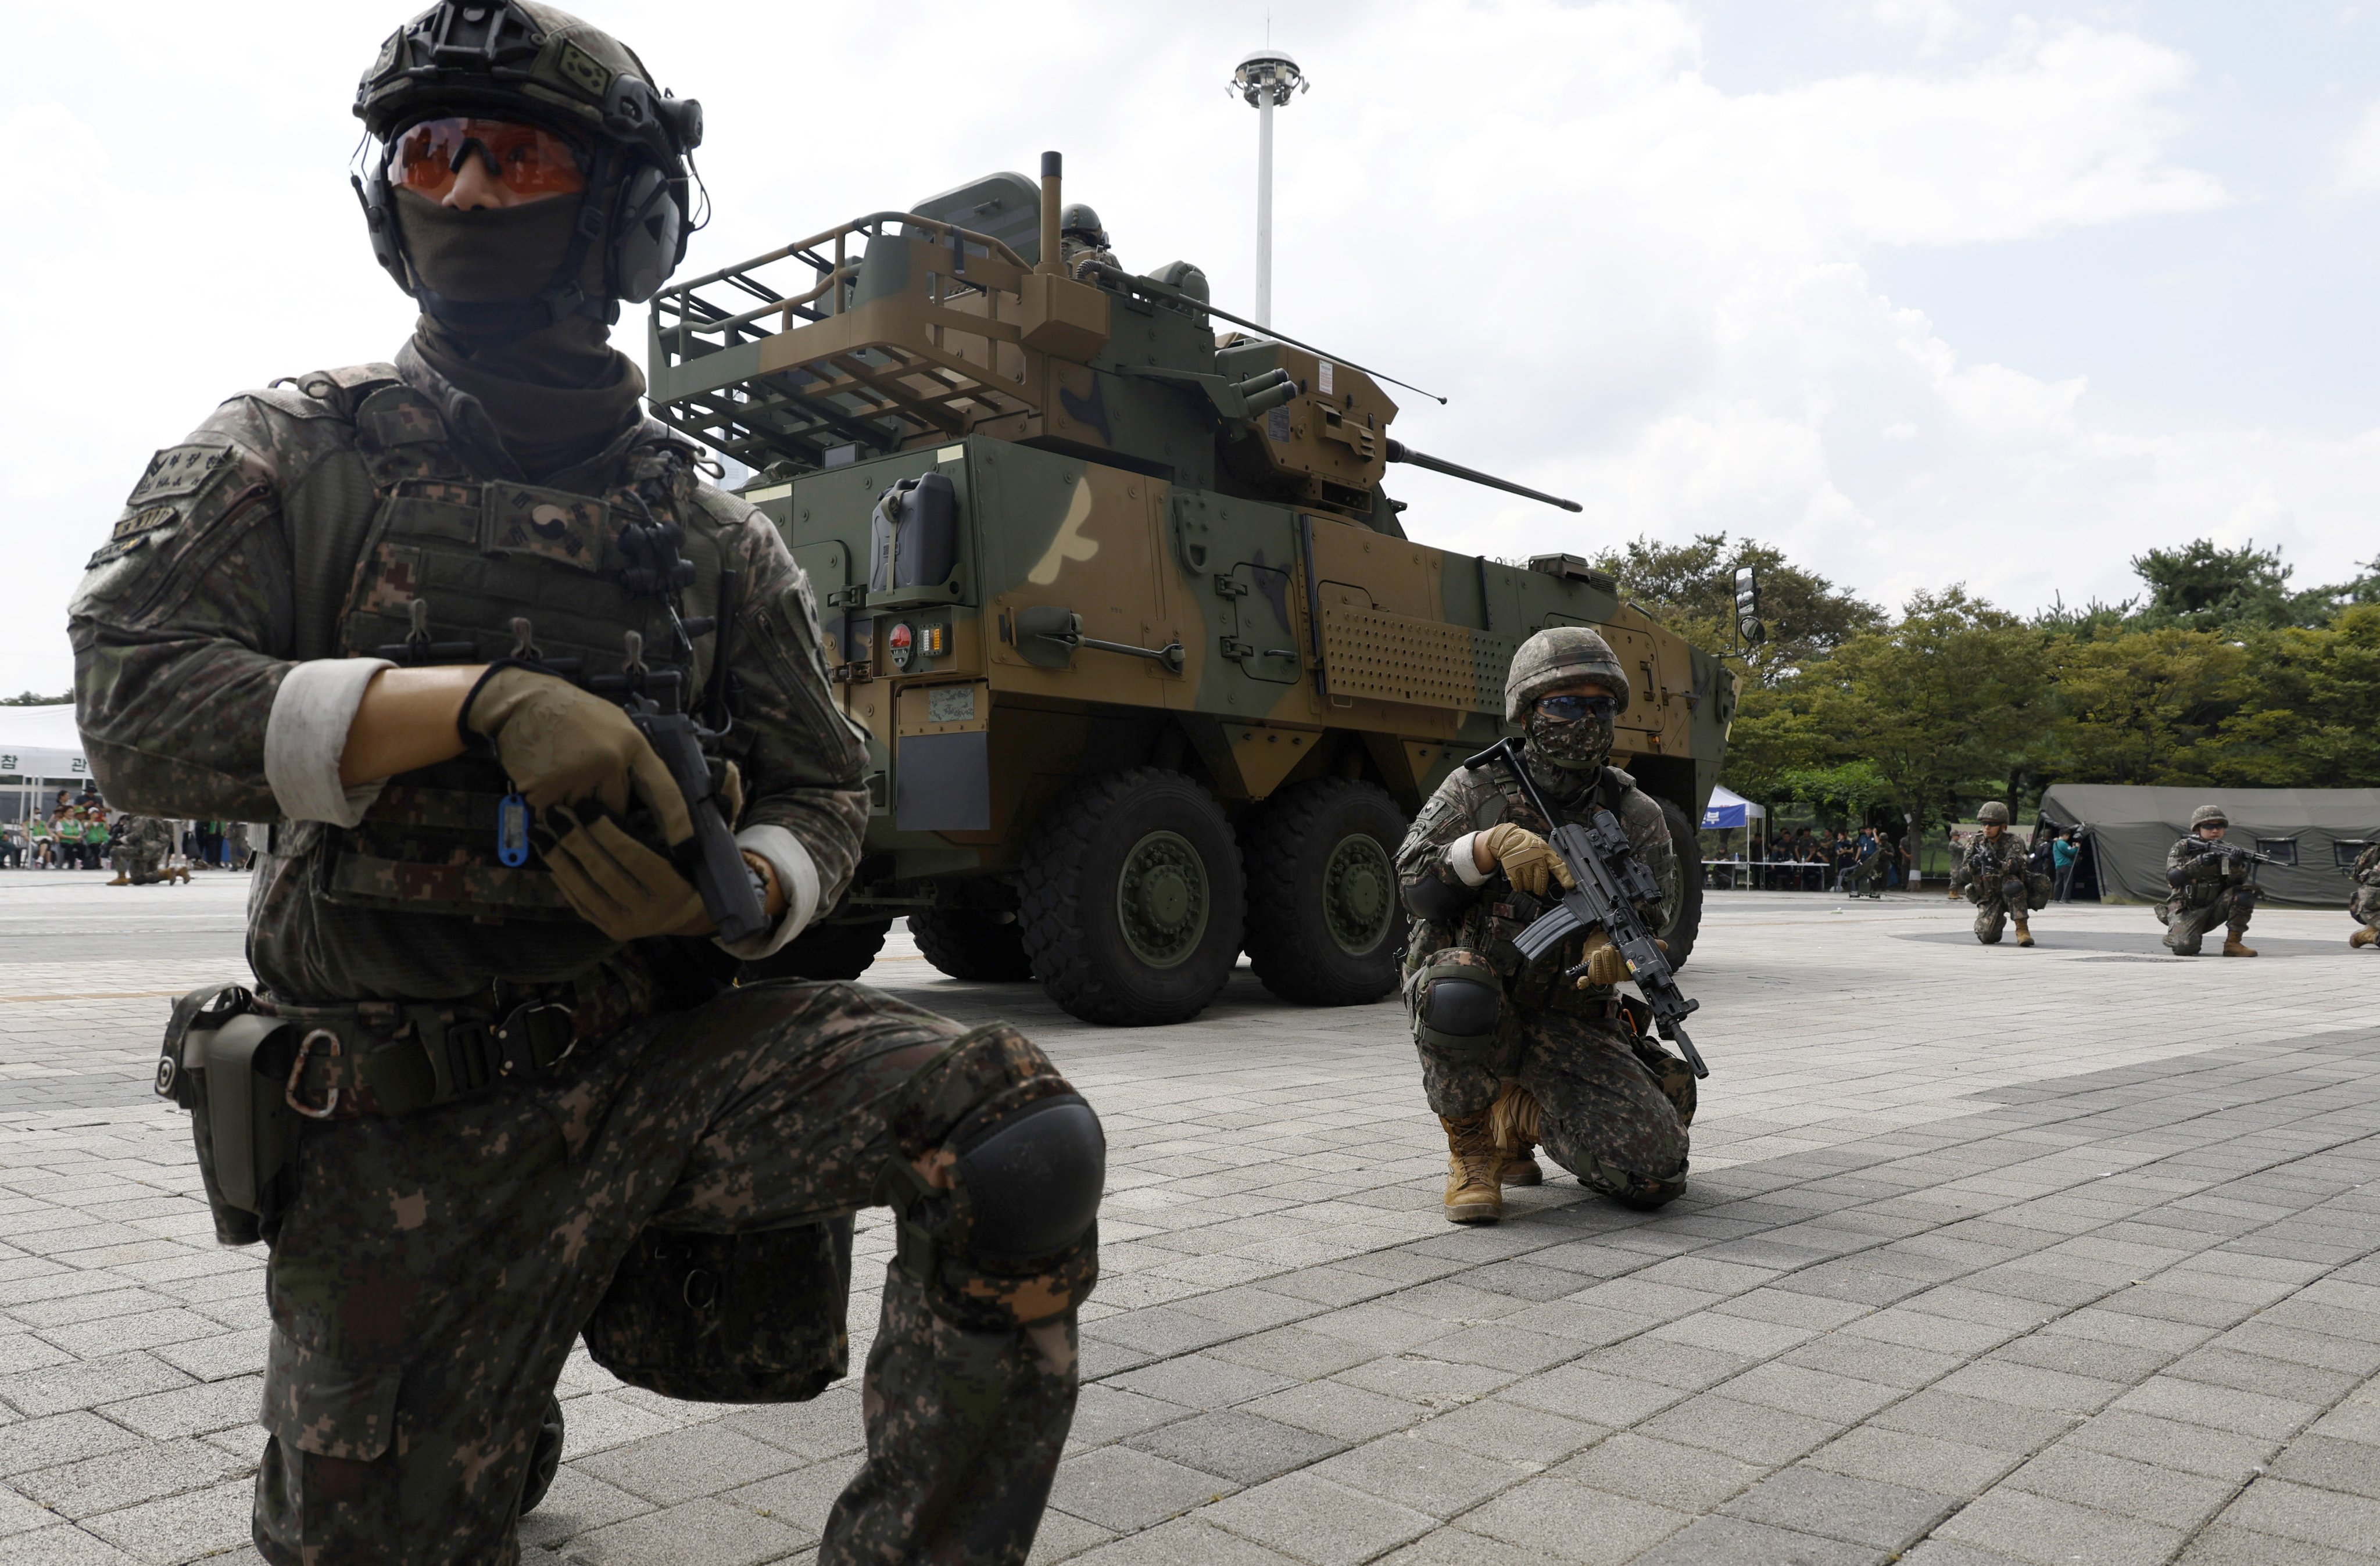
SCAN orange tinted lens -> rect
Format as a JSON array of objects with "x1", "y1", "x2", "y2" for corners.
[{"x1": 389, "y1": 119, "x2": 584, "y2": 199}]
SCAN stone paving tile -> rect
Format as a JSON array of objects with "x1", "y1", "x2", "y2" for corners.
[{"x1": 10, "y1": 888, "x2": 2380, "y2": 1563}]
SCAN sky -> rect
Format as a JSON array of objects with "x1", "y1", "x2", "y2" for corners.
[{"x1": 3, "y1": 0, "x2": 2376, "y2": 697}]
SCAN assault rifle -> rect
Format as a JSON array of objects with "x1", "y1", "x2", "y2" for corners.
[
  {"x1": 1464, "y1": 737, "x2": 1709, "y2": 1079},
  {"x1": 2175, "y1": 836, "x2": 2283, "y2": 889}
]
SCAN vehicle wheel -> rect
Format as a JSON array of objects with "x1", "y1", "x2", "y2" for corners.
[
  {"x1": 520, "y1": 1394, "x2": 564, "y2": 1514},
  {"x1": 910, "y1": 908, "x2": 1035, "y2": 981},
  {"x1": 1019, "y1": 768, "x2": 1246, "y2": 1025},
  {"x1": 1656, "y1": 797, "x2": 1703, "y2": 968},
  {"x1": 1241, "y1": 779, "x2": 1409, "y2": 1006},
  {"x1": 738, "y1": 918, "x2": 892, "y2": 983}
]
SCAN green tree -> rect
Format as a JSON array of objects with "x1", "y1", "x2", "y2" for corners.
[
  {"x1": 2131, "y1": 537, "x2": 2334, "y2": 632},
  {"x1": 2202, "y1": 604, "x2": 2380, "y2": 786},
  {"x1": 1584, "y1": 533, "x2": 1882, "y2": 683},
  {"x1": 2, "y1": 691, "x2": 69, "y2": 706},
  {"x1": 2039, "y1": 627, "x2": 2247, "y2": 786}
]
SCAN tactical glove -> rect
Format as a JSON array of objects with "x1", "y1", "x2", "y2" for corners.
[
  {"x1": 1575, "y1": 932, "x2": 1630, "y2": 987},
  {"x1": 463, "y1": 668, "x2": 694, "y2": 844},
  {"x1": 1477, "y1": 823, "x2": 1577, "y2": 898},
  {"x1": 542, "y1": 808, "x2": 714, "y2": 943}
]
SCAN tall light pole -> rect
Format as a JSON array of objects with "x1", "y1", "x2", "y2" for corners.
[{"x1": 1230, "y1": 47, "x2": 1307, "y2": 329}]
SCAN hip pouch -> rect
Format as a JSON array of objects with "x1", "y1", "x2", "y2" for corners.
[
  {"x1": 582, "y1": 1220, "x2": 854, "y2": 1403},
  {"x1": 153, "y1": 984, "x2": 300, "y2": 1246},
  {"x1": 1411, "y1": 948, "x2": 1507, "y2": 1069}
]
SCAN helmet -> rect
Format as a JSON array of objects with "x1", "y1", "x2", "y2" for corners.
[
  {"x1": 1058, "y1": 202, "x2": 1107, "y2": 246},
  {"x1": 1505, "y1": 626, "x2": 1630, "y2": 724},
  {"x1": 352, "y1": 2, "x2": 703, "y2": 333},
  {"x1": 1977, "y1": 801, "x2": 2010, "y2": 826},
  {"x1": 2190, "y1": 803, "x2": 2228, "y2": 829}
]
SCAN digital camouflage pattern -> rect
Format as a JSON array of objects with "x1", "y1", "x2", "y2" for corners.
[
  {"x1": 113, "y1": 814, "x2": 177, "y2": 884},
  {"x1": 1951, "y1": 830, "x2": 2041, "y2": 944},
  {"x1": 2161, "y1": 835, "x2": 2259, "y2": 955},
  {"x1": 68, "y1": 342, "x2": 868, "y2": 1001},
  {"x1": 2349, "y1": 843, "x2": 2380, "y2": 931},
  {"x1": 1396, "y1": 758, "x2": 1691, "y2": 1205},
  {"x1": 255, "y1": 983, "x2": 1085, "y2": 1565}
]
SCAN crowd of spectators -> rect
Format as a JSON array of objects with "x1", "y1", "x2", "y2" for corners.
[
  {"x1": 1707, "y1": 824, "x2": 1912, "y2": 893},
  {"x1": 0, "y1": 788, "x2": 252, "y2": 874}
]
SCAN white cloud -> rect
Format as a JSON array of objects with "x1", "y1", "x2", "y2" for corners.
[{"x1": 2336, "y1": 99, "x2": 2380, "y2": 192}]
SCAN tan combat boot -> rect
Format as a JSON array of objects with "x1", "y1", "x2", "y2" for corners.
[
  {"x1": 1440, "y1": 1113, "x2": 1503, "y2": 1224},
  {"x1": 106, "y1": 870, "x2": 128, "y2": 886},
  {"x1": 2222, "y1": 934, "x2": 2258, "y2": 958},
  {"x1": 2013, "y1": 916, "x2": 2034, "y2": 948},
  {"x1": 1491, "y1": 1083, "x2": 1543, "y2": 1187},
  {"x1": 2352, "y1": 927, "x2": 2377, "y2": 951}
]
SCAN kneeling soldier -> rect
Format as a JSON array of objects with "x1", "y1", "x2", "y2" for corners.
[
  {"x1": 1949, "y1": 802, "x2": 2043, "y2": 946},
  {"x1": 73, "y1": 7, "x2": 1098, "y2": 1561},
  {"x1": 2162, "y1": 804, "x2": 2260, "y2": 957},
  {"x1": 1395, "y1": 628, "x2": 1696, "y2": 1224},
  {"x1": 2350, "y1": 841, "x2": 2380, "y2": 951}
]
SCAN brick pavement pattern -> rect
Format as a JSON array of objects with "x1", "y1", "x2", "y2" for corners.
[{"x1": 2, "y1": 870, "x2": 2377, "y2": 1564}]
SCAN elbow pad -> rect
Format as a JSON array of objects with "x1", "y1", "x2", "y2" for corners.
[{"x1": 1403, "y1": 873, "x2": 1477, "y2": 923}]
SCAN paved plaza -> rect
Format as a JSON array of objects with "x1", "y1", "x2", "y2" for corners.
[{"x1": 2, "y1": 870, "x2": 2377, "y2": 1564}]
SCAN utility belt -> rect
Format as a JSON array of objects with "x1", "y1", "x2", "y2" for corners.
[{"x1": 154, "y1": 970, "x2": 655, "y2": 1245}]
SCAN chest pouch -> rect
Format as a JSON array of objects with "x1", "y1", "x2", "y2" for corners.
[{"x1": 582, "y1": 1220, "x2": 854, "y2": 1403}]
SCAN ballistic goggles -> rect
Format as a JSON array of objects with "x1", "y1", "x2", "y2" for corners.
[
  {"x1": 1536, "y1": 694, "x2": 1619, "y2": 720},
  {"x1": 389, "y1": 117, "x2": 586, "y2": 202}
]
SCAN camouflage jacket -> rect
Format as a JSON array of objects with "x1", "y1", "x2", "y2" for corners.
[
  {"x1": 1952, "y1": 830, "x2": 2027, "y2": 891},
  {"x1": 119, "y1": 815, "x2": 176, "y2": 857},
  {"x1": 2353, "y1": 843, "x2": 2380, "y2": 888},
  {"x1": 1395, "y1": 760, "x2": 1676, "y2": 1013},
  {"x1": 2166, "y1": 836, "x2": 2253, "y2": 902},
  {"x1": 70, "y1": 343, "x2": 868, "y2": 1002}
]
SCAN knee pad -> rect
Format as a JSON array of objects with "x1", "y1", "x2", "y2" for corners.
[
  {"x1": 883, "y1": 1025, "x2": 1104, "y2": 1330},
  {"x1": 1412, "y1": 949, "x2": 1503, "y2": 1065}
]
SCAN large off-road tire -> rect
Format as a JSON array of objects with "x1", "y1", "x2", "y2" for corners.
[
  {"x1": 738, "y1": 918, "x2": 893, "y2": 983},
  {"x1": 1656, "y1": 797, "x2": 1703, "y2": 969},
  {"x1": 520, "y1": 1395, "x2": 564, "y2": 1514},
  {"x1": 910, "y1": 908, "x2": 1035, "y2": 982},
  {"x1": 1019, "y1": 769, "x2": 1246, "y2": 1026},
  {"x1": 1241, "y1": 779, "x2": 1409, "y2": 1006}
]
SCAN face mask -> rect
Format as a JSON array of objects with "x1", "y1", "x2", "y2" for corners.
[
  {"x1": 395, "y1": 187, "x2": 587, "y2": 306},
  {"x1": 1525, "y1": 700, "x2": 1615, "y2": 773}
]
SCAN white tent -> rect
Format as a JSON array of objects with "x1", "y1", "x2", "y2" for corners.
[
  {"x1": 0, "y1": 704, "x2": 89, "y2": 783},
  {"x1": 1699, "y1": 783, "x2": 1765, "y2": 830}
]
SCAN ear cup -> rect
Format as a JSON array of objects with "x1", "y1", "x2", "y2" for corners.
[
  {"x1": 352, "y1": 169, "x2": 413, "y2": 293},
  {"x1": 610, "y1": 163, "x2": 683, "y2": 303}
]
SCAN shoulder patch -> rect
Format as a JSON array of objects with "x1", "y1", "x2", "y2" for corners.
[{"x1": 127, "y1": 440, "x2": 237, "y2": 507}]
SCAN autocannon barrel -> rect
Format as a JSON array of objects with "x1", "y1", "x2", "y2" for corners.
[{"x1": 1384, "y1": 439, "x2": 1581, "y2": 513}]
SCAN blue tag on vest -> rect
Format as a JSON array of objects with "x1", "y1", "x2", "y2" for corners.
[{"x1": 497, "y1": 793, "x2": 531, "y2": 868}]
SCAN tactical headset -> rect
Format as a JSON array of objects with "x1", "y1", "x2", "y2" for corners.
[{"x1": 351, "y1": 1, "x2": 704, "y2": 336}]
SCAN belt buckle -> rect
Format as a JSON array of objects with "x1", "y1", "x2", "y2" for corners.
[
  {"x1": 493, "y1": 1001, "x2": 578, "y2": 1077},
  {"x1": 285, "y1": 1029, "x2": 343, "y2": 1120}
]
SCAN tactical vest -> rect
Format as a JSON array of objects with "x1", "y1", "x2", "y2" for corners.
[{"x1": 288, "y1": 365, "x2": 728, "y2": 922}]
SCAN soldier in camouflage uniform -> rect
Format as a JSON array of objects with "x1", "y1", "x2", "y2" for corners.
[
  {"x1": 2160, "y1": 804, "x2": 2260, "y2": 957},
  {"x1": 1057, "y1": 203, "x2": 1118, "y2": 281},
  {"x1": 70, "y1": 7, "x2": 1100, "y2": 1563},
  {"x1": 105, "y1": 814, "x2": 182, "y2": 886},
  {"x1": 1395, "y1": 628, "x2": 1695, "y2": 1224},
  {"x1": 1949, "y1": 802, "x2": 2042, "y2": 947},
  {"x1": 2349, "y1": 842, "x2": 2380, "y2": 951}
]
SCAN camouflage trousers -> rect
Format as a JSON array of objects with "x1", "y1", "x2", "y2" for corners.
[
  {"x1": 252, "y1": 981, "x2": 1086, "y2": 1566},
  {"x1": 2163, "y1": 887, "x2": 2256, "y2": 954},
  {"x1": 1966, "y1": 876, "x2": 2037, "y2": 944},
  {"x1": 116, "y1": 850, "x2": 168, "y2": 885},
  {"x1": 1420, "y1": 1005, "x2": 1693, "y2": 1207}
]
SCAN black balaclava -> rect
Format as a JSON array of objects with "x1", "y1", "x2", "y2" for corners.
[
  {"x1": 1523, "y1": 701, "x2": 1615, "y2": 805},
  {"x1": 395, "y1": 188, "x2": 645, "y2": 481}
]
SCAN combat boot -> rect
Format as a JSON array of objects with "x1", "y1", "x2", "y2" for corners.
[
  {"x1": 1440, "y1": 1113, "x2": 1503, "y2": 1224},
  {"x1": 106, "y1": 869, "x2": 128, "y2": 886},
  {"x1": 2351, "y1": 927, "x2": 2377, "y2": 951},
  {"x1": 1491, "y1": 1083, "x2": 1542, "y2": 1187},
  {"x1": 2222, "y1": 934, "x2": 2258, "y2": 958},
  {"x1": 2014, "y1": 916, "x2": 2034, "y2": 948}
]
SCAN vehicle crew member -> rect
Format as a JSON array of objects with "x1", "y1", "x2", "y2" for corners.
[
  {"x1": 2346, "y1": 841, "x2": 2379, "y2": 951},
  {"x1": 1395, "y1": 628, "x2": 1695, "y2": 1224},
  {"x1": 2161, "y1": 804, "x2": 2259, "y2": 957},
  {"x1": 1057, "y1": 203, "x2": 1117, "y2": 281},
  {"x1": 1950, "y1": 802, "x2": 2041, "y2": 947},
  {"x1": 70, "y1": 6, "x2": 1100, "y2": 1561}
]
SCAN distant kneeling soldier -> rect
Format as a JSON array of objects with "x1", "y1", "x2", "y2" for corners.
[
  {"x1": 2346, "y1": 840, "x2": 2379, "y2": 951},
  {"x1": 1950, "y1": 802, "x2": 2043, "y2": 947},
  {"x1": 106, "y1": 815, "x2": 183, "y2": 887},
  {"x1": 2161, "y1": 804, "x2": 2259, "y2": 957},
  {"x1": 1395, "y1": 628, "x2": 1696, "y2": 1225}
]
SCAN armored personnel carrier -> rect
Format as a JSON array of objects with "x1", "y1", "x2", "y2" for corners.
[{"x1": 648, "y1": 153, "x2": 1734, "y2": 1025}]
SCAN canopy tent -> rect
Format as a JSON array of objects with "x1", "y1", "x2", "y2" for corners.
[
  {"x1": 1700, "y1": 783, "x2": 1765, "y2": 832},
  {"x1": 0, "y1": 704, "x2": 89, "y2": 783},
  {"x1": 2038, "y1": 784, "x2": 2380, "y2": 909}
]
